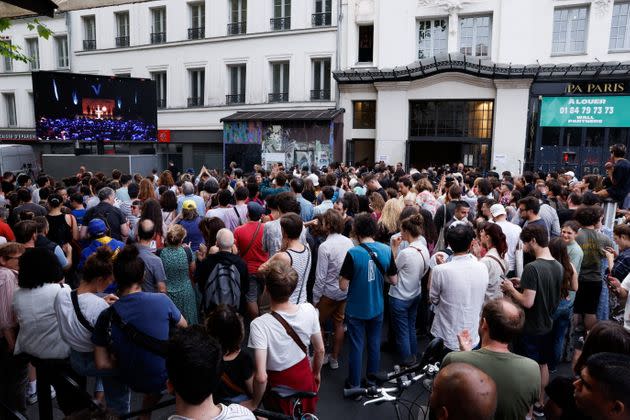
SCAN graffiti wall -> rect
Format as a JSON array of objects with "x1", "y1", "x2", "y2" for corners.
[{"x1": 223, "y1": 120, "x2": 340, "y2": 171}]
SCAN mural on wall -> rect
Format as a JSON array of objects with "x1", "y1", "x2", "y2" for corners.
[{"x1": 224, "y1": 120, "x2": 335, "y2": 170}]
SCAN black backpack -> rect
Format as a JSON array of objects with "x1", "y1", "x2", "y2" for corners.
[{"x1": 202, "y1": 257, "x2": 242, "y2": 312}]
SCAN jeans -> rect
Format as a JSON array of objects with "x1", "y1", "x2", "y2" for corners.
[
  {"x1": 70, "y1": 350, "x2": 131, "y2": 415},
  {"x1": 545, "y1": 299, "x2": 573, "y2": 371},
  {"x1": 346, "y1": 313, "x2": 383, "y2": 388},
  {"x1": 389, "y1": 296, "x2": 420, "y2": 364}
]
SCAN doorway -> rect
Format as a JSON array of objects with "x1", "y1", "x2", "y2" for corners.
[{"x1": 407, "y1": 141, "x2": 490, "y2": 170}]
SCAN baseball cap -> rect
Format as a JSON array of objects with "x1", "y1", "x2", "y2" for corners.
[
  {"x1": 565, "y1": 171, "x2": 575, "y2": 178},
  {"x1": 182, "y1": 199, "x2": 197, "y2": 211},
  {"x1": 490, "y1": 204, "x2": 507, "y2": 218},
  {"x1": 306, "y1": 173, "x2": 319, "y2": 187},
  {"x1": 247, "y1": 202, "x2": 265, "y2": 221},
  {"x1": 88, "y1": 218, "x2": 107, "y2": 236}
]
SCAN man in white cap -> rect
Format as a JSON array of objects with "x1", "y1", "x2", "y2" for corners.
[
  {"x1": 491, "y1": 203, "x2": 522, "y2": 278},
  {"x1": 563, "y1": 171, "x2": 578, "y2": 188}
]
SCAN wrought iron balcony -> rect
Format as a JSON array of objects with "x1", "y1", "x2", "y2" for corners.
[
  {"x1": 312, "y1": 12, "x2": 332, "y2": 26},
  {"x1": 227, "y1": 21, "x2": 246, "y2": 35},
  {"x1": 157, "y1": 98, "x2": 166, "y2": 109},
  {"x1": 226, "y1": 94, "x2": 245, "y2": 105},
  {"x1": 83, "y1": 39, "x2": 96, "y2": 50},
  {"x1": 188, "y1": 27, "x2": 205, "y2": 40},
  {"x1": 115, "y1": 36, "x2": 129, "y2": 47},
  {"x1": 269, "y1": 92, "x2": 288, "y2": 103},
  {"x1": 270, "y1": 17, "x2": 291, "y2": 31},
  {"x1": 310, "y1": 89, "x2": 331, "y2": 101},
  {"x1": 187, "y1": 97, "x2": 203, "y2": 107},
  {"x1": 150, "y1": 32, "x2": 166, "y2": 44}
]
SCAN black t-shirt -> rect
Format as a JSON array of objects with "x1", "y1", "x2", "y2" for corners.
[
  {"x1": 83, "y1": 202, "x2": 127, "y2": 241},
  {"x1": 557, "y1": 208, "x2": 575, "y2": 227},
  {"x1": 214, "y1": 350, "x2": 254, "y2": 402}
]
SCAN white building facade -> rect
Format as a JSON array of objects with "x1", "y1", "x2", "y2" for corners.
[
  {"x1": 0, "y1": 0, "x2": 340, "y2": 171},
  {"x1": 335, "y1": 0, "x2": 630, "y2": 176}
]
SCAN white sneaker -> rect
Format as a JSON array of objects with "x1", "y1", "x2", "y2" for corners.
[
  {"x1": 50, "y1": 386, "x2": 56, "y2": 400},
  {"x1": 323, "y1": 354, "x2": 330, "y2": 365},
  {"x1": 27, "y1": 391, "x2": 37, "y2": 405},
  {"x1": 329, "y1": 357, "x2": 339, "y2": 370}
]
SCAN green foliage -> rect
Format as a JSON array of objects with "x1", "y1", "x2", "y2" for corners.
[{"x1": 0, "y1": 17, "x2": 53, "y2": 64}]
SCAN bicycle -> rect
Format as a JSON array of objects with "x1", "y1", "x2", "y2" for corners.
[
  {"x1": 342, "y1": 337, "x2": 444, "y2": 420},
  {"x1": 253, "y1": 385, "x2": 319, "y2": 420}
]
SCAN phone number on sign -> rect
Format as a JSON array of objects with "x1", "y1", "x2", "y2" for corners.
[{"x1": 559, "y1": 106, "x2": 615, "y2": 115}]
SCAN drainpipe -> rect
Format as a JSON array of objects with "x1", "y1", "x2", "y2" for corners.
[{"x1": 65, "y1": 11, "x2": 72, "y2": 71}]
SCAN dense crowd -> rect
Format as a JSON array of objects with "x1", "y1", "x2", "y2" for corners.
[
  {"x1": 2, "y1": 146, "x2": 630, "y2": 420},
  {"x1": 37, "y1": 117, "x2": 157, "y2": 142}
]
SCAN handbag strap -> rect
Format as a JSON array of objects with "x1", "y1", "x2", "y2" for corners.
[
  {"x1": 241, "y1": 222, "x2": 262, "y2": 257},
  {"x1": 71, "y1": 290, "x2": 94, "y2": 333},
  {"x1": 408, "y1": 246, "x2": 429, "y2": 276},
  {"x1": 109, "y1": 307, "x2": 168, "y2": 357},
  {"x1": 359, "y1": 242, "x2": 387, "y2": 278},
  {"x1": 486, "y1": 254, "x2": 507, "y2": 275},
  {"x1": 271, "y1": 311, "x2": 307, "y2": 355},
  {"x1": 221, "y1": 372, "x2": 249, "y2": 397}
]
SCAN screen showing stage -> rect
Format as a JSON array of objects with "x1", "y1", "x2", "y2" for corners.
[{"x1": 32, "y1": 71, "x2": 157, "y2": 142}]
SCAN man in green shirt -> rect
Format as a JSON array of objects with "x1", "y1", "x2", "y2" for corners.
[{"x1": 443, "y1": 298, "x2": 540, "y2": 420}]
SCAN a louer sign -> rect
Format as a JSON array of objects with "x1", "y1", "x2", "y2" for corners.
[{"x1": 540, "y1": 96, "x2": 630, "y2": 127}]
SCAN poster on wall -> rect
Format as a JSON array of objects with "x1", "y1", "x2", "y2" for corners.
[{"x1": 262, "y1": 152, "x2": 285, "y2": 170}]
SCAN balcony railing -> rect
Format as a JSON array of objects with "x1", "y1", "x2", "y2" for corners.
[
  {"x1": 187, "y1": 97, "x2": 203, "y2": 107},
  {"x1": 188, "y1": 27, "x2": 205, "y2": 40},
  {"x1": 270, "y1": 16, "x2": 291, "y2": 31},
  {"x1": 150, "y1": 32, "x2": 166, "y2": 44},
  {"x1": 312, "y1": 12, "x2": 332, "y2": 26},
  {"x1": 269, "y1": 92, "x2": 289, "y2": 103},
  {"x1": 157, "y1": 98, "x2": 166, "y2": 109},
  {"x1": 83, "y1": 39, "x2": 96, "y2": 50},
  {"x1": 115, "y1": 36, "x2": 129, "y2": 47},
  {"x1": 310, "y1": 89, "x2": 331, "y2": 101},
  {"x1": 227, "y1": 21, "x2": 246, "y2": 35},
  {"x1": 226, "y1": 94, "x2": 245, "y2": 105}
]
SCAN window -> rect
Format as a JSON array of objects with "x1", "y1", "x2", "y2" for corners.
[
  {"x1": 189, "y1": 3, "x2": 205, "y2": 39},
  {"x1": 4, "y1": 93, "x2": 16, "y2": 127},
  {"x1": 188, "y1": 68, "x2": 204, "y2": 107},
  {"x1": 409, "y1": 100, "x2": 493, "y2": 138},
  {"x1": 353, "y1": 101, "x2": 376, "y2": 129},
  {"x1": 418, "y1": 18, "x2": 448, "y2": 59},
  {"x1": 358, "y1": 25, "x2": 374, "y2": 63},
  {"x1": 26, "y1": 38, "x2": 39, "y2": 70},
  {"x1": 552, "y1": 7, "x2": 588, "y2": 55},
  {"x1": 115, "y1": 73, "x2": 131, "y2": 77},
  {"x1": 610, "y1": 3, "x2": 630, "y2": 50},
  {"x1": 82, "y1": 15, "x2": 96, "y2": 50},
  {"x1": 311, "y1": 58, "x2": 331, "y2": 100},
  {"x1": 313, "y1": 0, "x2": 332, "y2": 26},
  {"x1": 4, "y1": 40, "x2": 12, "y2": 72},
  {"x1": 459, "y1": 15, "x2": 491, "y2": 57},
  {"x1": 229, "y1": 0, "x2": 247, "y2": 35},
  {"x1": 270, "y1": 62, "x2": 289, "y2": 102},
  {"x1": 271, "y1": 0, "x2": 291, "y2": 31},
  {"x1": 116, "y1": 12, "x2": 130, "y2": 47},
  {"x1": 55, "y1": 36, "x2": 68, "y2": 68},
  {"x1": 151, "y1": 71, "x2": 167, "y2": 109},
  {"x1": 227, "y1": 65, "x2": 246, "y2": 104},
  {"x1": 151, "y1": 7, "x2": 166, "y2": 44}
]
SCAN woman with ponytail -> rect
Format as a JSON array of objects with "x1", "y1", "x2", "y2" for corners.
[
  {"x1": 477, "y1": 222, "x2": 509, "y2": 301},
  {"x1": 46, "y1": 193, "x2": 78, "y2": 246},
  {"x1": 389, "y1": 214, "x2": 430, "y2": 366}
]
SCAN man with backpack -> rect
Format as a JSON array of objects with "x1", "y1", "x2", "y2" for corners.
[{"x1": 195, "y1": 228, "x2": 249, "y2": 315}]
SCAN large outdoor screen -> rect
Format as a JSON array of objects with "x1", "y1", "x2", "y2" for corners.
[{"x1": 33, "y1": 71, "x2": 157, "y2": 142}]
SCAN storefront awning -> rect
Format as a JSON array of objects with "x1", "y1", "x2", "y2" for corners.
[
  {"x1": 220, "y1": 108, "x2": 344, "y2": 122},
  {"x1": 333, "y1": 53, "x2": 630, "y2": 84}
]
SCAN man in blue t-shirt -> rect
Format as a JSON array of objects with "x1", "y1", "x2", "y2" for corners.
[{"x1": 340, "y1": 213, "x2": 397, "y2": 390}]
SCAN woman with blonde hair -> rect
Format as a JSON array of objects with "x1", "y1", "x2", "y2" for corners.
[
  {"x1": 376, "y1": 198, "x2": 404, "y2": 244},
  {"x1": 159, "y1": 224, "x2": 198, "y2": 324},
  {"x1": 369, "y1": 192, "x2": 385, "y2": 221},
  {"x1": 138, "y1": 178, "x2": 156, "y2": 202},
  {"x1": 415, "y1": 178, "x2": 438, "y2": 216}
]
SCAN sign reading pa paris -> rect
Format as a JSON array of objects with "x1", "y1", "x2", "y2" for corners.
[{"x1": 540, "y1": 96, "x2": 630, "y2": 127}]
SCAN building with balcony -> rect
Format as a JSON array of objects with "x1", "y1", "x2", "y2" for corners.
[
  {"x1": 0, "y1": 0, "x2": 339, "y2": 172},
  {"x1": 335, "y1": 0, "x2": 630, "y2": 176}
]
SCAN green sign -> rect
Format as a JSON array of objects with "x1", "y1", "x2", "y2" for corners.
[{"x1": 540, "y1": 96, "x2": 630, "y2": 127}]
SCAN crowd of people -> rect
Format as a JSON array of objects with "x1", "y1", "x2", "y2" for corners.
[
  {"x1": 1, "y1": 145, "x2": 630, "y2": 420},
  {"x1": 37, "y1": 117, "x2": 157, "y2": 142}
]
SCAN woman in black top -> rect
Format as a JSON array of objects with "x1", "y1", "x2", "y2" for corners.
[{"x1": 46, "y1": 193, "x2": 77, "y2": 246}]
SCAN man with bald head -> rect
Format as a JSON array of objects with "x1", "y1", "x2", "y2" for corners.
[
  {"x1": 136, "y1": 218, "x2": 167, "y2": 293},
  {"x1": 194, "y1": 228, "x2": 249, "y2": 314},
  {"x1": 443, "y1": 298, "x2": 540, "y2": 420},
  {"x1": 429, "y1": 362, "x2": 497, "y2": 420}
]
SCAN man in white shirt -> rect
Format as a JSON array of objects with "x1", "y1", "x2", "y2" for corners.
[
  {"x1": 206, "y1": 190, "x2": 241, "y2": 232},
  {"x1": 430, "y1": 223, "x2": 489, "y2": 352},
  {"x1": 313, "y1": 186, "x2": 335, "y2": 216},
  {"x1": 491, "y1": 204, "x2": 522, "y2": 277},
  {"x1": 166, "y1": 326, "x2": 255, "y2": 420}
]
